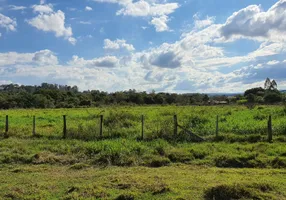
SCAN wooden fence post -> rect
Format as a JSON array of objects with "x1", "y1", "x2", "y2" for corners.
[
  {"x1": 32, "y1": 116, "x2": 36, "y2": 136},
  {"x1": 268, "y1": 115, "x2": 273, "y2": 143},
  {"x1": 216, "y1": 115, "x2": 219, "y2": 137},
  {"x1": 100, "y1": 115, "x2": 103, "y2": 138},
  {"x1": 174, "y1": 115, "x2": 178, "y2": 136},
  {"x1": 4, "y1": 115, "x2": 8, "y2": 138},
  {"x1": 141, "y1": 115, "x2": 144, "y2": 140},
  {"x1": 63, "y1": 115, "x2": 67, "y2": 139}
]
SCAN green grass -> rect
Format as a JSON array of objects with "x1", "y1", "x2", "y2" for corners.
[
  {"x1": 1, "y1": 164, "x2": 286, "y2": 199},
  {"x1": 1, "y1": 138, "x2": 286, "y2": 168},
  {"x1": 1, "y1": 105, "x2": 286, "y2": 199},
  {"x1": 0, "y1": 105, "x2": 286, "y2": 140}
]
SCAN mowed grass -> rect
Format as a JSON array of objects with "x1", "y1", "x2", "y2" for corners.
[{"x1": 0, "y1": 105, "x2": 286, "y2": 140}]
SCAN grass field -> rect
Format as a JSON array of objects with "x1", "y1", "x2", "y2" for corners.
[
  {"x1": 0, "y1": 105, "x2": 286, "y2": 199},
  {"x1": 0, "y1": 105, "x2": 286, "y2": 140}
]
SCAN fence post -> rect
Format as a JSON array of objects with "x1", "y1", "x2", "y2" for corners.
[
  {"x1": 33, "y1": 116, "x2": 36, "y2": 136},
  {"x1": 268, "y1": 115, "x2": 273, "y2": 143},
  {"x1": 216, "y1": 115, "x2": 219, "y2": 137},
  {"x1": 100, "y1": 115, "x2": 103, "y2": 138},
  {"x1": 4, "y1": 115, "x2": 8, "y2": 138},
  {"x1": 174, "y1": 115, "x2": 178, "y2": 136},
  {"x1": 63, "y1": 115, "x2": 67, "y2": 139},
  {"x1": 141, "y1": 115, "x2": 144, "y2": 140}
]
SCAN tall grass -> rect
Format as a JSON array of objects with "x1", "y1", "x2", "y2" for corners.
[{"x1": 0, "y1": 105, "x2": 285, "y2": 140}]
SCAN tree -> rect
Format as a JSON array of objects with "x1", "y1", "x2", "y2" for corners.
[
  {"x1": 271, "y1": 80, "x2": 277, "y2": 90},
  {"x1": 264, "y1": 90, "x2": 282, "y2": 103},
  {"x1": 244, "y1": 87, "x2": 265, "y2": 97},
  {"x1": 264, "y1": 78, "x2": 278, "y2": 90},
  {"x1": 264, "y1": 78, "x2": 271, "y2": 90}
]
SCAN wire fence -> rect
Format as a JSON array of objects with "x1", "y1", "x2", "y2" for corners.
[{"x1": 1, "y1": 112, "x2": 285, "y2": 143}]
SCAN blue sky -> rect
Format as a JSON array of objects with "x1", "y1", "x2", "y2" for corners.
[{"x1": 0, "y1": 0, "x2": 286, "y2": 93}]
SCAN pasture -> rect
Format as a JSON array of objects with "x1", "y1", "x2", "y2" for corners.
[{"x1": 0, "y1": 105, "x2": 286, "y2": 199}]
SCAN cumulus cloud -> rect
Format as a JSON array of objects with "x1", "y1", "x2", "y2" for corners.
[
  {"x1": 116, "y1": 1, "x2": 179, "y2": 17},
  {"x1": 94, "y1": 0, "x2": 179, "y2": 32},
  {"x1": 220, "y1": 0, "x2": 286, "y2": 42},
  {"x1": 150, "y1": 15, "x2": 169, "y2": 32},
  {"x1": 32, "y1": 4, "x2": 53, "y2": 13},
  {"x1": 2, "y1": 1, "x2": 286, "y2": 93},
  {"x1": 0, "y1": 50, "x2": 58, "y2": 66},
  {"x1": 0, "y1": 13, "x2": 17, "y2": 31},
  {"x1": 104, "y1": 39, "x2": 135, "y2": 51},
  {"x1": 32, "y1": 50, "x2": 58, "y2": 65},
  {"x1": 193, "y1": 14, "x2": 215, "y2": 29},
  {"x1": 231, "y1": 60, "x2": 286, "y2": 84},
  {"x1": 27, "y1": 5, "x2": 76, "y2": 45},
  {"x1": 68, "y1": 55, "x2": 119, "y2": 68},
  {"x1": 149, "y1": 51, "x2": 182, "y2": 68}
]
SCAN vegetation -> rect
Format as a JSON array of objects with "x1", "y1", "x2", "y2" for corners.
[
  {"x1": 0, "y1": 137, "x2": 286, "y2": 199},
  {"x1": 1, "y1": 164, "x2": 286, "y2": 199},
  {"x1": 0, "y1": 78, "x2": 286, "y2": 199},
  {"x1": 1, "y1": 78, "x2": 285, "y2": 109},
  {"x1": 0, "y1": 83, "x2": 214, "y2": 109},
  {"x1": 1, "y1": 105, "x2": 286, "y2": 141},
  {"x1": 244, "y1": 78, "x2": 285, "y2": 104}
]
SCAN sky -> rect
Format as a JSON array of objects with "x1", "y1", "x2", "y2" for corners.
[{"x1": 0, "y1": 0, "x2": 286, "y2": 93}]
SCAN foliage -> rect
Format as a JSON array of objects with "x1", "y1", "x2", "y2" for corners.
[
  {"x1": 0, "y1": 83, "x2": 214, "y2": 109},
  {"x1": 244, "y1": 78, "x2": 283, "y2": 104},
  {"x1": 1, "y1": 105, "x2": 286, "y2": 140}
]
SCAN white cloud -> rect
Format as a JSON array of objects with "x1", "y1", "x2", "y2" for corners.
[
  {"x1": 116, "y1": 1, "x2": 179, "y2": 17},
  {"x1": 32, "y1": 50, "x2": 59, "y2": 65},
  {"x1": 27, "y1": 6, "x2": 76, "y2": 45},
  {"x1": 193, "y1": 14, "x2": 215, "y2": 29},
  {"x1": 9, "y1": 5, "x2": 27, "y2": 11},
  {"x1": 85, "y1": 6, "x2": 93, "y2": 11},
  {"x1": 2, "y1": 1, "x2": 286, "y2": 93},
  {"x1": 0, "y1": 13, "x2": 17, "y2": 31},
  {"x1": 220, "y1": 0, "x2": 286, "y2": 42},
  {"x1": 68, "y1": 55, "x2": 119, "y2": 68},
  {"x1": 150, "y1": 15, "x2": 169, "y2": 32},
  {"x1": 0, "y1": 50, "x2": 58, "y2": 66},
  {"x1": 104, "y1": 39, "x2": 135, "y2": 51},
  {"x1": 94, "y1": 0, "x2": 179, "y2": 32},
  {"x1": 32, "y1": 4, "x2": 53, "y2": 14}
]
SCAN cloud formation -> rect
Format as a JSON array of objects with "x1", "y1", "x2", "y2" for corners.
[
  {"x1": 93, "y1": 0, "x2": 179, "y2": 32},
  {"x1": 220, "y1": 0, "x2": 286, "y2": 42},
  {"x1": 27, "y1": 3, "x2": 76, "y2": 44},
  {"x1": 104, "y1": 39, "x2": 135, "y2": 51},
  {"x1": 0, "y1": 13, "x2": 17, "y2": 31}
]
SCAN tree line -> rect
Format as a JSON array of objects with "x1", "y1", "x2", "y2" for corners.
[
  {"x1": 0, "y1": 83, "x2": 214, "y2": 109},
  {"x1": 0, "y1": 79, "x2": 284, "y2": 109}
]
